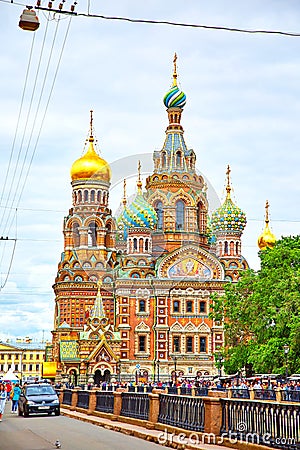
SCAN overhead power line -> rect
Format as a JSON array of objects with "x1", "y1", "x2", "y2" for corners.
[{"x1": 2, "y1": 0, "x2": 300, "y2": 37}]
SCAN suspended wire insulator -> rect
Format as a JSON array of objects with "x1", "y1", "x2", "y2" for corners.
[
  {"x1": 19, "y1": 8, "x2": 40, "y2": 31},
  {"x1": 59, "y1": 3, "x2": 63, "y2": 9},
  {"x1": 48, "y1": 1, "x2": 53, "y2": 8},
  {"x1": 36, "y1": 0, "x2": 41, "y2": 6}
]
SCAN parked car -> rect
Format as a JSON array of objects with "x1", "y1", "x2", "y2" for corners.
[{"x1": 18, "y1": 383, "x2": 60, "y2": 417}]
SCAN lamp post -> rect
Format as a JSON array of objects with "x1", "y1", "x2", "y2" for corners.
[
  {"x1": 171, "y1": 355, "x2": 178, "y2": 384},
  {"x1": 116, "y1": 361, "x2": 121, "y2": 383},
  {"x1": 284, "y1": 344, "x2": 289, "y2": 380}
]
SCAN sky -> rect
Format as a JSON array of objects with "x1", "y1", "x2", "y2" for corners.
[{"x1": 0, "y1": 0, "x2": 299, "y2": 342}]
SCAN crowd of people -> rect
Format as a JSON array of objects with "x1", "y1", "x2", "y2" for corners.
[{"x1": 0, "y1": 381, "x2": 22, "y2": 422}]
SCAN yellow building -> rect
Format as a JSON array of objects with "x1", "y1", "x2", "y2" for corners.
[{"x1": 0, "y1": 340, "x2": 46, "y2": 383}]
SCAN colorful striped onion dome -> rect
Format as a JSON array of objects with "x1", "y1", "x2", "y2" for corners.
[
  {"x1": 211, "y1": 165, "x2": 247, "y2": 233},
  {"x1": 163, "y1": 85, "x2": 186, "y2": 109},
  {"x1": 117, "y1": 188, "x2": 157, "y2": 239},
  {"x1": 163, "y1": 53, "x2": 186, "y2": 109}
]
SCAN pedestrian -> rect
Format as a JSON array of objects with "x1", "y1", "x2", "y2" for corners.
[
  {"x1": 11, "y1": 383, "x2": 21, "y2": 413},
  {"x1": 0, "y1": 383, "x2": 6, "y2": 422},
  {"x1": 6, "y1": 382, "x2": 12, "y2": 401}
]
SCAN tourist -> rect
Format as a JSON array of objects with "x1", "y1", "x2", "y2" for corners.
[
  {"x1": 0, "y1": 383, "x2": 6, "y2": 422},
  {"x1": 11, "y1": 383, "x2": 21, "y2": 413},
  {"x1": 6, "y1": 382, "x2": 12, "y2": 401}
]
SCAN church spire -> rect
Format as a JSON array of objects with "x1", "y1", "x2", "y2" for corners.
[
  {"x1": 258, "y1": 200, "x2": 276, "y2": 250},
  {"x1": 90, "y1": 280, "x2": 106, "y2": 319},
  {"x1": 137, "y1": 160, "x2": 142, "y2": 193},
  {"x1": 226, "y1": 164, "x2": 232, "y2": 200}
]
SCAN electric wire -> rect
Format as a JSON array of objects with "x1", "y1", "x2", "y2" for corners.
[
  {"x1": 0, "y1": 211, "x2": 17, "y2": 290},
  {"x1": 2, "y1": 0, "x2": 300, "y2": 37},
  {"x1": 0, "y1": 14, "x2": 50, "y2": 235},
  {"x1": 7, "y1": 15, "x2": 73, "y2": 237},
  {"x1": 3, "y1": 15, "x2": 60, "y2": 236},
  {"x1": 0, "y1": 33, "x2": 35, "y2": 226}
]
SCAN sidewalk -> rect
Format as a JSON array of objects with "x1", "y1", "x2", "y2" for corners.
[{"x1": 61, "y1": 407, "x2": 236, "y2": 450}]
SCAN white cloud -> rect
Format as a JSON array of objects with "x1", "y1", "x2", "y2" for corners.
[{"x1": 0, "y1": 0, "x2": 299, "y2": 339}]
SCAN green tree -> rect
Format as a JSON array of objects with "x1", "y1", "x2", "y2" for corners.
[{"x1": 212, "y1": 235, "x2": 300, "y2": 376}]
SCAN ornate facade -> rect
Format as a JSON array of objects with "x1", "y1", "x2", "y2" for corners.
[{"x1": 49, "y1": 56, "x2": 249, "y2": 385}]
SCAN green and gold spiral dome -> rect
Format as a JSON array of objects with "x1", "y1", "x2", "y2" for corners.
[
  {"x1": 211, "y1": 166, "x2": 247, "y2": 233},
  {"x1": 117, "y1": 164, "x2": 157, "y2": 239},
  {"x1": 163, "y1": 53, "x2": 186, "y2": 109}
]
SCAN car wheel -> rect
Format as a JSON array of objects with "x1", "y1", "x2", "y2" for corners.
[{"x1": 55, "y1": 409, "x2": 60, "y2": 416}]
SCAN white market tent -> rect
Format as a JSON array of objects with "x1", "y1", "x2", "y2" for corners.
[{"x1": 2, "y1": 368, "x2": 19, "y2": 382}]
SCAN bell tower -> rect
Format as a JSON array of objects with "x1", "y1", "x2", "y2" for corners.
[{"x1": 53, "y1": 112, "x2": 116, "y2": 330}]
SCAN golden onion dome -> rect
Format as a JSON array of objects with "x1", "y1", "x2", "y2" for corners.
[
  {"x1": 70, "y1": 111, "x2": 111, "y2": 182},
  {"x1": 258, "y1": 200, "x2": 276, "y2": 250}
]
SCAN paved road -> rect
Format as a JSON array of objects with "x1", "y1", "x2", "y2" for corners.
[{"x1": 0, "y1": 403, "x2": 165, "y2": 450}]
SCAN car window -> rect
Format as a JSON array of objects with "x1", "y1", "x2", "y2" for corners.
[{"x1": 26, "y1": 385, "x2": 56, "y2": 395}]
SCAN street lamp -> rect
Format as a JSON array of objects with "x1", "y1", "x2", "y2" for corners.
[
  {"x1": 116, "y1": 361, "x2": 121, "y2": 383},
  {"x1": 284, "y1": 344, "x2": 289, "y2": 380},
  {"x1": 171, "y1": 355, "x2": 178, "y2": 384}
]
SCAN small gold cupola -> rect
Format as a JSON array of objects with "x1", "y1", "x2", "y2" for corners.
[
  {"x1": 258, "y1": 200, "x2": 276, "y2": 250},
  {"x1": 70, "y1": 110, "x2": 111, "y2": 182}
]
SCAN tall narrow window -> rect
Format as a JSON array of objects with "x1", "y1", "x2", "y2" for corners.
[
  {"x1": 155, "y1": 201, "x2": 164, "y2": 230},
  {"x1": 173, "y1": 300, "x2": 180, "y2": 313},
  {"x1": 91, "y1": 190, "x2": 95, "y2": 202},
  {"x1": 162, "y1": 152, "x2": 167, "y2": 168},
  {"x1": 133, "y1": 238, "x2": 138, "y2": 251},
  {"x1": 176, "y1": 200, "x2": 185, "y2": 230},
  {"x1": 186, "y1": 336, "x2": 193, "y2": 352},
  {"x1": 88, "y1": 222, "x2": 97, "y2": 247},
  {"x1": 224, "y1": 241, "x2": 229, "y2": 255},
  {"x1": 186, "y1": 301, "x2": 193, "y2": 313},
  {"x1": 176, "y1": 151, "x2": 181, "y2": 167},
  {"x1": 200, "y1": 337, "x2": 207, "y2": 352},
  {"x1": 236, "y1": 242, "x2": 239, "y2": 255},
  {"x1": 139, "y1": 335, "x2": 146, "y2": 352},
  {"x1": 97, "y1": 190, "x2": 101, "y2": 203},
  {"x1": 72, "y1": 223, "x2": 80, "y2": 247},
  {"x1": 84, "y1": 190, "x2": 89, "y2": 202},
  {"x1": 139, "y1": 300, "x2": 146, "y2": 312},
  {"x1": 173, "y1": 336, "x2": 180, "y2": 352}
]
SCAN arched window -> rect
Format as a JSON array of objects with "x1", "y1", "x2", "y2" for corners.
[
  {"x1": 176, "y1": 200, "x2": 185, "y2": 230},
  {"x1": 230, "y1": 241, "x2": 234, "y2": 256},
  {"x1": 176, "y1": 151, "x2": 181, "y2": 167},
  {"x1": 72, "y1": 223, "x2": 80, "y2": 247},
  {"x1": 78, "y1": 190, "x2": 82, "y2": 202},
  {"x1": 88, "y1": 222, "x2": 97, "y2": 247},
  {"x1": 155, "y1": 201, "x2": 164, "y2": 230},
  {"x1": 139, "y1": 300, "x2": 146, "y2": 313},
  {"x1": 236, "y1": 242, "x2": 239, "y2": 255},
  {"x1": 224, "y1": 241, "x2": 229, "y2": 255},
  {"x1": 133, "y1": 238, "x2": 138, "y2": 252},
  {"x1": 97, "y1": 190, "x2": 101, "y2": 203},
  {"x1": 162, "y1": 152, "x2": 166, "y2": 168},
  {"x1": 145, "y1": 238, "x2": 149, "y2": 252},
  {"x1": 74, "y1": 192, "x2": 77, "y2": 204},
  {"x1": 84, "y1": 190, "x2": 88, "y2": 202},
  {"x1": 91, "y1": 190, "x2": 95, "y2": 202}
]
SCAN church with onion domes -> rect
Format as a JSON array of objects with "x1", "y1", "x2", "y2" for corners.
[{"x1": 48, "y1": 55, "x2": 257, "y2": 385}]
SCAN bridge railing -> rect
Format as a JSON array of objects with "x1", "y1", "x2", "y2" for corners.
[
  {"x1": 221, "y1": 398, "x2": 300, "y2": 449},
  {"x1": 58, "y1": 386, "x2": 300, "y2": 449}
]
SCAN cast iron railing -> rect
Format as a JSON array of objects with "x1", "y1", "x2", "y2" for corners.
[
  {"x1": 253, "y1": 389, "x2": 276, "y2": 401},
  {"x1": 282, "y1": 390, "x2": 300, "y2": 403},
  {"x1": 77, "y1": 390, "x2": 89, "y2": 409},
  {"x1": 120, "y1": 392, "x2": 149, "y2": 420},
  {"x1": 231, "y1": 389, "x2": 250, "y2": 399},
  {"x1": 62, "y1": 389, "x2": 72, "y2": 406},
  {"x1": 95, "y1": 391, "x2": 114, "y2": 413},
  {"x1": 158, "y1": 393, "x2": 204, "y2": 432},
  {"x1": 221, "y1": 399, "x2": 300, "y2": 449}
]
